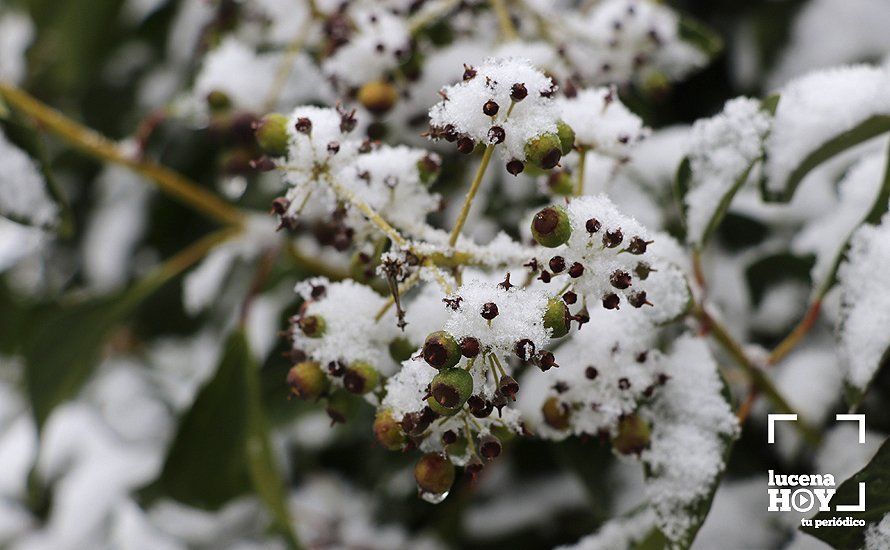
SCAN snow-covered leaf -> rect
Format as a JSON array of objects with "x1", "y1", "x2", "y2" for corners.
[
  {"x1": 763, "y1": 65, "x2": 890, "y2": 201},
  {"x1": 801, "y1": 436, "x2": 890, "y2": 549},
  {"x1": 640, "y1": 336, "x2": 739, "y2": 549},
  {"x1": 836, "y1": 211, "x2": 890, "y2": 406},
  {"x1": 679, "y1": 97, "x2": 774, "y2": 247},
  {"x1": 147, "y1": 330, "x2": 298, "y2": 544}
]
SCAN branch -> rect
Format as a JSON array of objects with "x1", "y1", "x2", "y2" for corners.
[{"x1": 0, "y1": 83, "x2": 244, "y2": 227}]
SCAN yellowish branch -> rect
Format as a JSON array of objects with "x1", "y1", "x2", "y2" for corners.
[{"x1": 0, "y1": 83, "x2": 244, "y2": 227}]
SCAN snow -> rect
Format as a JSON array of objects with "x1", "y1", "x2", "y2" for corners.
[
  {"x1": 428, "y1": 57, "x2": 560, "y2": 162},
  {"x1": 684, "y1": 97, "x2": 772, "y2": 245},
  {"x1": 0, "y1": 129, "x2": 58, "y2": 228},
  {"x1": 558, "y1": 87, "x2": 648, "y2": 159},
  {"x1": 765, "y1": 65, "x2": 890, "y2": 194},
  {"x1": 640, "y1": 335, "x2": 739, "y2": 544},
  {"x1": 836, "y1": 212, "x2": 890, "y2": 391},
  {"x1": 0, "y1": 11, "x2": 34, "y2": 85}
]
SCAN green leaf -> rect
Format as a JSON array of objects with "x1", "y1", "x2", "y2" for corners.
[
  {"x1": 23, "y1": 284, "x2": 150, "y2": 428},
  {"x1": 678, "y1": 16, "x2": 723, "y2": 59},
  {"x1": 801, "y1": 436, "x2": 890, "y2": 549},
  {"x1": 765, "y1": 114, "x2": 890, "y2": 203},
  {"x1": 0, "y1": 112, "x2": 74, "y2": 237},
  {"x1": 149, "y1": 331, "x2": 300, "y2": 547},
  {"x1": 677, "y1": 96, "x2": 777, "y2": 248}
]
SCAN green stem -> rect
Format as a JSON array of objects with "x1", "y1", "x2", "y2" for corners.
[
  {"x1": 574, "y1": 147, "x2": 587, "y2": 196},
  {"x1": 449, "y1": 145, "x2": 495, "y2": 247}
]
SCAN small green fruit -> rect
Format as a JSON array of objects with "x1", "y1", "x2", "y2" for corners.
[
  {"x1": 543, "y1": 298, "x2": 570, "y2": 338},
  {"x1": 422, "y1": 331, "x2": 461, "y2": 369},
  {"x1": 325, "y1": 391, "x2": 352, "y2": 424},
  {"x1": 374, "y1": 409, "x2": 406, "y2": 451},
  {"x1": 286, "y1": 361, "x2": 329, "y2": 401},
  {"x1": 531, "y1": 206, "x2": 571, "y2": 248},
  {"x1": 542, "y1": 396, "x2": 571, "y2": 431},
  {"x1": 612, "y1": 414, "x2": 651, "y2": 455},
  {"x1": 524, "y1": 132, "x2": 562, "y2": 169},
  {"x1": 414, "y1": 453, "x2": 455, "y2": 495},
  {"x1": 343, "y1": 361, "x2": 379, "y2": 394},
  {"x1": 547, "y1": 170, "x2": 574, "y2": 196},
  {"x1": 427, "y1": 396, "x2": 461, "y2": 416},
  {"x1": 556, "y1": 120, "x2": 575, "y2": 155},
  {"x1": 357, "y1": 80, "x2": 398, "y2": 115},
  {"x1": 254, "y1": 113, "x2": 289, "y2": 157},
  {"x1": 298, "y1": 315, "x2": 326, "y2": 338},
  {"x1": 430, "y1": 367, "x2": 474, "y2": 409},
  {"x1": 389, "y1": 337, "x2": 416, "y2": 363},
  {"x1": 417, "y1": 154, "x2": 441, "y2": 186},
  {"x1": 206, "y1": 90, "x2": 232, "y2": 112}
]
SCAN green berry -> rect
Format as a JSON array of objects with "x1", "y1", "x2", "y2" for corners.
[
  {"x1": 430, "y1": 367, "x2": 474, "y2": 409},
  {"x1": 298, "y1": 315, "x2": 326, "y2": 338},
  {"x1": 543, "y1": 298, "x2": 570, "y2": 338},
  {"x1": 417, "y1": 154, "x2": 441, "y2": 186},
  {"x1": 547, "y1": 170, "x2": 574, "y2": 196},
  {"x1": 427, "y1": 396, "x2": 461, "y2": 416},
  {"x1": 531, "y1": 206, "x2": 571, "y2": 248},
  {"x1": 357, "y1": 80, "x2": 398, "y2": 115},
  {"x1": 422, "y1": 331, "x2": 461, "y2": 369},
  {"x1": 343, "y1": 361, "x2": 379, "y2": 394},
  {"x1": 389, "y1": 337, "x2": 416, "y2": 363},
  {"x1": 374, "y1": 409, "x2": 406, "y2": 451},
  {"x1": 414, "y1": 453, "x2": 455, "y2": 495},
  {"x1": 325, "y1": 391, "x2": 352, "y2": 424},
  {"x1": 524, "y1": 132, "x2": 563, "y2": 170},
  {"x1": 286, "y1": 361, "x2": 329, "y2": 401},
  {"x1": 556, "y1": 120, "x2": 575, "y2": 155},
  {"x1": 542, "y1": 396, "x2": 571, "y2": 431},
  {"x1": 206, "y1": 90, "x2": 232, "y2": 112},
  {"x1": 254, "y1": 113, "x2": 289, "y2": 157},
  {"x1": 612, "y1": 414, "x2": 651, "y2": 455}
]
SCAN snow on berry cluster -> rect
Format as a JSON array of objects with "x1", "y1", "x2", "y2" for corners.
[
  {"x1": 557, "y1": 87, "x2": 649, "y2": 160},
  {"x1": 428, "y1": 57, "x2": 561, "y2": 169},
  {"x1": 529, "y1": 194, "x2": 689, "y2": 320}
]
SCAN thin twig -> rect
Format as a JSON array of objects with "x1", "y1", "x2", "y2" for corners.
[
  {"x1": 490, "y1": 0, "x2": 518, "y2": 41},
  {"x1": 574, "y1": 147, "x2": 587, "y2": 196},
  {"x1": 449, "y1": 145, "x2": 495, "y2": 247}
]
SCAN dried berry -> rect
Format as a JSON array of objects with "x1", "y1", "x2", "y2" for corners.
[
  {"x1": 563, "y1": 291, "x2": 577, "y2": 305},
  {"x1": 510, "y1": 82, "x2": 528, "y2": 101},
  {"x1": 585, "y1": 366, "x2": 598, "y2": 379},
  {"x1": 610, "y1": 269, "x2": 632, "y2": 289},
  {"x1": 514, "y1": 338, "x2": 536, "y2": 361},
  {"x1": 479, "y1": 434, "x2": 502, "y2": 460},
  {"x1": 628, "y1": 290, "x2": 651, "y2": 308},
  {"x1": 483, "y1": 100, "x2": 500, "y2": 116},
  {"x1": 294, "y1": 117, "x2": 312, "y2": 134},
  {"x1": 457, "y1": 136, "x2": 475, "y2": 154},
  {"x1": 459, "y1": 336, "x2": 481, "y2": 358},
  {"x1": 603, "y1": 228, "x2": 624, "y2": 248},
  {"x1": 506, "y1": 159, "x2": 525, "y2": 175},
  {"x1": 568, "y1": 262, "x2": 584, "y2": 278},
  {"x1": 634, "y1": 262, "x2": 654, "y2": 280},
  {"x1": 602, "y1": 293, "x2": 620, "y2": 310},
  {"x1": 586, "y1": 218, "x2": 601, "y2": 233},
  {"x1": 481, "y1": 302, "x2": 499, "y2": 320},
  {"x1": 488, "y1": 125, "x2": 506, "y2": 144},
  {"x1": 325, "y1": 391, "x2": 351, "y2": 424},
  {"x1": 498, "y1": 375, "x2": 520, "y2": 400},
  {"x1": 627, "y1": 236, "x2": 652, "y2": 255},
  {"x1": 549, "y1": 256, "x2": 566, "y2": 273}
]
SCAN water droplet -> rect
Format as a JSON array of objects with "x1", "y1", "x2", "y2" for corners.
[
  {"x1": 218, "y1": 176, "x2": 247, "y2": 200},
  {"x1": 419, "y1": 489, "x2": 449, "y2": 504}
]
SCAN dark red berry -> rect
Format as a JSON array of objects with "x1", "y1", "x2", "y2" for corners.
[
  {"x1": 602, "y1": 293, "x2": 620, "y2": 310},
  {"x1": 586, "y1": 218, "x2": 601, "y2": 233},
  {"x1": 506, "y1": 159, "x2": 524, "y2": 175},
  {"x1": 483, "y1": 100, "x2": 499, "y2": 116},
  {"x1": 481, "y1": 302, "x2": 499, "y2": 320},
  {"x1": 610, "y1": 270, "x2": 632, "y2": 290},
  {"x1": 568, "y1": 263, "x2": 584, "y2": 278},
  {"x1": 511, "y1": 83, "x2": 528, "y2": 101},
  {"x1": 549, "y1": 256, "x2": 566, "y2": 273}
]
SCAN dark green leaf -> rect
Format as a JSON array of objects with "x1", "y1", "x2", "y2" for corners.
[
  {"x1": 801, "y1": 436, "x2": 890, "y2": 549},
  {"x1": 765, "y1": 115, "x2": 890, "y2": 203},
  {"x1": 149, "y1": 331, "x2": 300, "y2": 546},
  {"x1": 23, "y1": 285, "x2": 148, "y2": 428},
  {"x1": 0, "y1": 113, "x2": 74, "y2": 236},
  {"x1": 679, "y1": 16, "x2": 723, "y2": 59}
]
